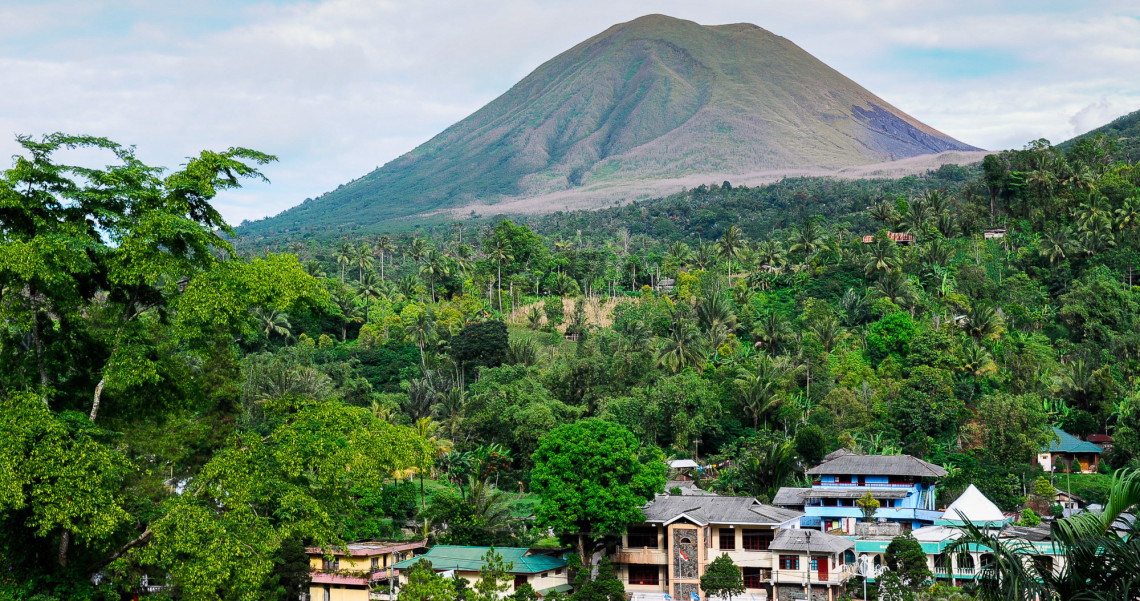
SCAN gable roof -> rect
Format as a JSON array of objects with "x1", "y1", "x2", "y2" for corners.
[
  {"x1": 806, "y1": 454, "x2": 947, "y2": 478},
  {"x1": 641, "y1": 495, "x2": 802, "y2": 526},
  {"x1": 772, "y1": 487, "x2": 811, "y2": 506},
  {"x1": 769, "y1": 529, "x2": 854, "y2": 554},
  {"x1": 936, "y1": 485, "x2": 1009, "y2": 526},
  {"x1": 1044, "y1": 427, "x2": 1103, "y2": 454},
  {"x1": 390, "y1": 546, "x2": 566, "y2": 574}
]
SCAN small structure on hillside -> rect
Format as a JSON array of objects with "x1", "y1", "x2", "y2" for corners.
[
  {"x1": 983, "y1": 227, "x2": 1007, "y2": 239},
  {"x1": 1037, "y1": 427, "x2": 1103, "y2": 473},
  {"x1": 861, "y1": 232, "x2": 915, "y2": 245}
]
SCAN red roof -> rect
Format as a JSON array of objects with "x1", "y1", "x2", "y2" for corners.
[
  {"x1": 862, "y1": 232, "x2": 914, "y2": 244},
  {"x1": 1087, "y1": 434, "x2": 1114, "y2": 443}
]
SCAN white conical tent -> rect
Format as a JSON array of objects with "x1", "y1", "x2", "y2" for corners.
[{"x1": 936, "y1": 484, "x2": 1009, "y2": 526}]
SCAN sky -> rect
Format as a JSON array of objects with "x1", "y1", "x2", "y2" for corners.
[{"x1": 2, "y1": 1, "x2": 1139, "y2": 225}]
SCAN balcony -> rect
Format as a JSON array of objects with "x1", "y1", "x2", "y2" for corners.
[
  {"x1": 933, "y1": 567, "x2": 978, "y2": 579},
  {"x1": 812, "y1": 482, "x2": 917, "y2": 489},
  {"x1": 614, "y1": 548, "x2": 668, "y2": 565}
]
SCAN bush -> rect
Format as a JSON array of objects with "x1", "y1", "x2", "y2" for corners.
[{"x1": 543, "y1": 298, "x2": 564, "y2": 326}]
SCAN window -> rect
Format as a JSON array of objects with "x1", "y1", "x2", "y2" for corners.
[
  {"x1": 371, "y1": 557, "x2": 379, "y2": 570},
  {"x1": 541, "y1": 573, "x2": 548, "y2": 578},
  {"x1": 555, "y1": 568, "x2": 563, "y2": 576},
  {"x1": 324, "y1": 585, "x2": 331, "y2": 601},
  {"x1": 858, "y1": 476, "x2": 866, "y2": 485},
  {"x1": 779, "y1": 555, "x2": 799, "y2": 570},
  {"x1": 322, "y1": 558, "x2": 340, "y2": 571},
  {"x1": 514, "y1": 575, "x2": 528, "y2": 590},
  {"x1": 742, "y1": 529, "x2": 773, "y2": 551},
  {"x1": 628, "y1": 565, "x2": 660, "y2": 585},
  {"x1": 719, "y1": 529, "x2": 735, "y2": 550},
  {"x1": 627, "y1": 526, "x2": 658, "y2": 548},
  {"x1": 742, "y1": 567, "x2": 764, "y2": 589}
]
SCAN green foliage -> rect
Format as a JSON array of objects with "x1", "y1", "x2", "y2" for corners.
[
  {"x1": 885, "y1": 533, "x2": 932, "y2": 589},
  {"x1": 544, "y1": 298, "x2": 565, "y2": 326},
  {"x1": 530, "y1": 420, "x2": 666, "y2": 557},
  {"x1": 700, "y1": 554, "x2": 745, "y2": 600},
  {"x1": 451, "y1": 320, "x2": 509, "y2": 373},
  {"x1": 571, "y1": 557, "x2": 625, "y2": 601},
  {"x1": 794, "y1": 424, "x2": 826, "y2": 463},
  {"x1": 399, "y1": 559, "x2": 457, "y2": 601},
  {"x1": 865, "y1": 311, "x2": 915, "y2": 365}
]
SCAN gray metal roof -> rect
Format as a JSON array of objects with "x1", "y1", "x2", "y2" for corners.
[
  {"x1": 641, "y1": 495, "x2": 803, "y2": 526},
  {"x1": 665, "y1": 480, "x2": 715, "y2": 496},
  {"x1": 769, "y1": 529, "x2": 854, "y2": 554},
  {"x1": 806, "y1": 454, "x2": 947, "y2": 478},
  {"x1": 772, "y1": 487, "x2": 810, "y2": 506}
]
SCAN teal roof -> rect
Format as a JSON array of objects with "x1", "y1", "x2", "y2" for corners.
[
  {"x1": 1044, "y1": 427, "x2": 1103, "y2": 454},
  {"x1": 391, "y1": 546, "x2": 567, "y2": 575}
]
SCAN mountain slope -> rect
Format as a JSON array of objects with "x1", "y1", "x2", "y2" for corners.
[
  {"x1": 1059, "y1": 108, "x2": 1140, "y2": 162},
  {"x1": 241, "y1": 14, "x2": 979, "y2": 238}
]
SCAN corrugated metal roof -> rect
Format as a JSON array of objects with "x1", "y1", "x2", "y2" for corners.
[
  {"x1": 641, "y1": 495, "x2": 803, "y2": 526},
  {"x1": 806, "y1": 454, "x2": 947, "y2": 477},
  {"x1": 390, "y1": 546, "x2": 566, "y2": 574},
  {"x1": 1044, "y1": 427, "x2": 1103, "y2": 454},
  {"x1": 769, "y1": 529, "x2": 854, "y2": 554},
  {"x1": 772, "y1": 487, "x2": 810, "y2": 506}
]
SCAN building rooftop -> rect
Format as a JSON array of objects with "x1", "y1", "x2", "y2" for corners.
[
  {"x1": 390, "y1": 546, "x2": 566, "y2": 575},
  {"x1": 306, "y1": 539, "x2": 426, "y2": 557},
  {"x1": 1044, "y1": 427, "x2": 1103, "y2": 454},
  {"x1": 936, "y1": 485, "x2": 1009, "y2": 527},
  {"x1": 772, "y1": 487, "x2": 811, "y2": 506},
  {"x1": 641, "y1": 495, "x2": 803, "y2": 527},
  {"x1": 769, "y1": 529, "x2": 854, "y2": 554},
  {"x1": 665, "y1": 480, "x2": 715, "y2": 496},
  {"x1": 806, "y1": 454, "x2": 947, "y2": 478}
]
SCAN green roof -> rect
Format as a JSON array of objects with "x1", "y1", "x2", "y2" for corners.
[
  {"x1": 391, "y1": 546, "x2": 567, "y2": 574},
  {"x1": 1044, "y1": 427, "x2": 1103, "y2": 454}
]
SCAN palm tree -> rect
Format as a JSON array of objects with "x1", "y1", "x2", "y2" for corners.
[
  {"x1": 656, "y1": 319, "x2": 706, "y2": 374},
  {"x1": 1038, "y1": 226, "x2": 1074, "y2": 264},
  {"x1": 412, "y1": 417, "x2": 454, "y2": 507},
  {"x1": 407, "y1": 236, "x2": 428, "y2": 265},
  {"x1": 357, "y1": 272, "x2": 384, "y2": 303},
  {"x1": 336, "y1": 241, "x2": 353, "y2": 283},
  {"x1": 947, "y1": 470, "x2": 1140, "y2": 601},
  {"x1": 1115, "y1": 194, "x2": 1140, "y2": 232},
  {"x1": 936, "y1": 211, "x2": 958, "y2": 239},
  {"x1": 353, "y1": 242, "x2": 374, "y2": 284},
  {"x1": 397, "y1": 274, "x2": 421, "y2": 302},
  {"x1": 754, "y1": 239, "x2": 786, "y2": 270},
  {"x1": 487, "y1": 239, "x2": 513, "y2": 313},
  {"x1": 962, "y1": 304, "x2": 1005, "y2": 342},
  {"x1": 789, "y1": 219, "x2": 824, "y2": 264},
  {"x1": 406, "y1": 308, "x2": 437, "y2": 368},
  {"x1": 665, "y1": 241, "x2": 692, "y2": 274},
  {"x1": 1061, "y1": 358, "x2": 1096, "y2": 410},
  {"x1": 735, "y1": 442, "x2": 798, "y2": 500},
  {"x1": 960, "y1": 339, "x2": 997, "y2": 394},
  {"x1": 734, "y1": 356, "x2": 790, "y2": 429},
  {"x1": 332, "y1": 290, "x2": 364, "y2": 341},
  {"x1": 873, "y1": 270, "x2": 913, "y2": 307},
  {"x1": 717, "y1": 225, "x2": 746, "y2": 281},
  {"x1": 808, "y1": 314, "x2": 845, "y2": 353},
  {"x1": 419, "y1": 249, "x2": 449, "y2": 302},
  {"x1": 695, "y1": 294, "x2": 737, "y2": 333},
  {"x1": 251, "y1": 307, "x2": 291, "y2": 340},
  {"x1": 869, "y1": 199, "x2": 898, "y2": 225},
  {"x1": 526, "y1": 305, "x2": 543, "y2": 330},
  {"x1": 751, "y1": 311, "x2": 791, "y2": 352},
  {"x1": 864, "y1": 235, "x2": 900, "y2": 276},
  {"x1": 374, "y1": 235, "x2": 396, "y2": 281},
  {"x1": 693, "y1": 241, "x2": 718, "y2": 271}
]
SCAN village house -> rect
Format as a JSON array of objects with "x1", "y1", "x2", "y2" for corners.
[
  {"x1": 854, "y1": 485, "x2": 1065, "y2": 588},
  {"x1": 612, "y1": 492, "x2": 853, "y2": 601},
  {"x1": 307, "y1": 540, "x2": 426, "y2": 601},
  {"x1": 390, "y1": 546, "x2": 570, "y2": 598},
  {"x1": 775, "y1": 451, "x2": 946, "y2": 533},
  {"x1": 1036, "y1": 427, "x2": 1103, "y2": 473},
  {"x1": 861, "y1": 232, "x2": 914, "y2": 245}
]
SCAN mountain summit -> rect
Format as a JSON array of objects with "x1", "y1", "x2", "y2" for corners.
[{"x1": 244, "y1": 14, "x2": 980, "y2": 236}]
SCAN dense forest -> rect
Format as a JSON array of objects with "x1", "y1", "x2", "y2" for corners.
[{"x1": 4, "y1": 128, "x2": 1140, "y2": 600}]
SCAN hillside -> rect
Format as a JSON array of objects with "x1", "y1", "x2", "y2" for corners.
[
  {"x1": 1059, "y1": 107, "x2": 1140, "y2": 162},
  {"x1": 238, "y1": 14, "x2": 980, "y2": 240}
]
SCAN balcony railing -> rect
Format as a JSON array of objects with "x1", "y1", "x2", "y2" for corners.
[
  {"x1": 812, "y1": 482, "x2": 917, "y2": 488},
  {"x1": 614, "y1": 548, "x2": 668, "y2": 565}
]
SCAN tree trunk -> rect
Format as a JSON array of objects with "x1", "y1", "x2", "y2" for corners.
[
  {"x1": 380, "y1": 252, "x2": 385, "y2": 281},
  {"x1": 33, "y1": 312, "x2": 48, "y2": 388},
  {"x1": 89, "y1": 377, "x2": 106, "y2": 422},
  {"x1": 58, "y1": 530, "x2": 70, "y2": 567}
]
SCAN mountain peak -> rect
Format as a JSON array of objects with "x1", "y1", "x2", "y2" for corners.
[{"x1": 240, "y1": 15, "x2": 980, "y2": 237}]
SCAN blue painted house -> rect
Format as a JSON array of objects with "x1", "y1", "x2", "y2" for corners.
[{"x1": 775, "y1": 451, "x2": 946, "y2": 534}]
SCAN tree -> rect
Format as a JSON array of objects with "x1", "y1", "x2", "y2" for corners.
[
  {"x1": 857, "y1": 491, "x2": 880, "y2": 521},
  {"x1": 571, "y1": 557, "x2": 626, "y2": 601},
  {"x1": 794, "y1": 425, "x2": 826, "y2": 463},
  {"x1": 399, "y1": 559, "x2": 457, "y2": 601},
  {"x1": 471, "y1": 548, "x2": 514, "y2": 601},
  {"x1": 700, "y1": 554, "x2": 745, "y2": 601},
  {"x1": 451, "y1": 320, "x2": 510, "y2": 374},
  {"x1": 656, "y1": 319, "x2": 706, "y2": 374},
  {"x1": 885, "y1": 533, "x2": 931, "y2": 589},
  {"x1": 426, "y1": 476, "x2": 515, "y2": 546},
  {"x1": 530, "y1": 420, "x2": 666, "y2": 566},
  {"x1": 975, "y1": 394, "x2": 1051, "y2": 467},
  {"x1": 717, "y1": 225, "x2": 745, "y2": 281}
]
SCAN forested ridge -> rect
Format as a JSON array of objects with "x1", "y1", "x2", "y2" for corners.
[{"x1": 4, "y1": 128, "x2": 1140, "y2": 600}]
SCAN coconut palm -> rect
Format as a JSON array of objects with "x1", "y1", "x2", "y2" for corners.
[
  {"x1": 962, "y1": 303, "x2": 1005, "y2": 342},
  {"x1": 407, "y1": 236, "x2": 428, "y2": 265},
  {"x1": 336, "y1": 241, "x2": 353, "y2": 283},
  {"x1": 754, "y1": 239, "x2": 786, "y2": 270},
  {"x1": 374, "y1": 234, "x2": 396, "y2": 281},
  {"x1": 665, "y1": 241, "x2": 692, "y2": 274},
  {"x1": 412, "y1": 417, "x2": 454, "y2": 507},
  {"x1": 808, "y1": 314, "x2": 845, "y2": 353},
  {"x1": 656, "y1": 319, "x2": 706, "y2": 374},
  {"x1": 873, "y1": 270, "x2": 914, "y2": 307},
  {"x1": 1038, "y1": 227, "x2": 1074, "y2": 264},
  {"x1": 869, "y1": 199, "x2": 898, "y2": 225},
  {"x1": 789, "y1": 219, "x2": 825, "y2": 263},
  {"x1": 1115, "y1": 194, "x2": 1140, "y2": 232},
  {"x1": 717, "y1": 225, "x2": 746, "y2": 280},
  {"x1": 734, "y1": 355, "x2": 790, "y2": 429},
  {"x1": 354, "y1": 242, "x2": 374, "y2": 283},
  {"x1": 693, "y1": 241, "x2": 717, "y2": 271},
  {"x1": 864, "y1": 236, "x2": 900, "y2": 276},
  {"x1": 406, "y1": 308, "x2": 437, "y2": 367},
  {"x1": 357, "y1": 272, "x2": 384, "y2": 302},
  {"x1": 487, "y1": 238, "x2": 513, "y2": 312},
  {"x1": 751, "y1": 311, "x2": 791, "y2": 352},
  {"x1": 419, "y1": 249, "x2": 450, "y2": 302},
  {"x1": 251, "y1": 307, "x2": 291, "y2": 340},
  {"x1": 695, "y1": 294, "x2": 737, "y2": 333}
]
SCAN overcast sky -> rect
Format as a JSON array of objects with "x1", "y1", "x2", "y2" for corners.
[{"x1": 3, "y1": 1, "x2": 1138, "y2": 224}]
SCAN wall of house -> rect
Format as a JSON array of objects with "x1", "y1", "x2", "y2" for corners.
[{"x1": 308, "y1": 584, "x2": 369, "y2": 601}]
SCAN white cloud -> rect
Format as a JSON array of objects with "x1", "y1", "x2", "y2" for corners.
[{"x1": 1, "y1": 0, "x2": 1138, "y2": 224}]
